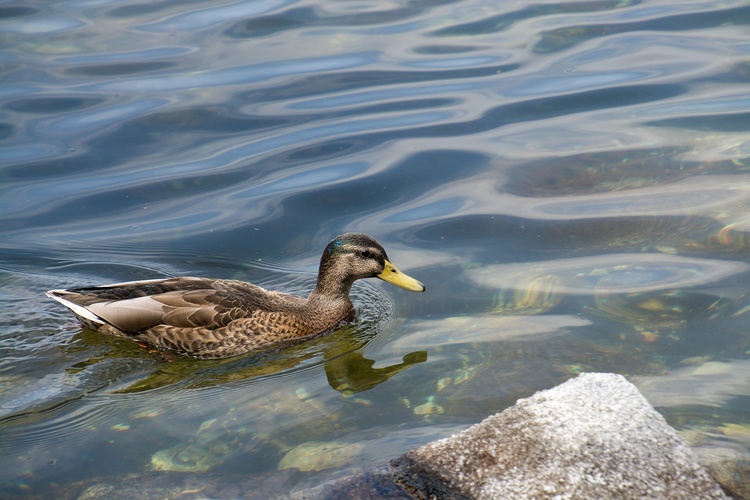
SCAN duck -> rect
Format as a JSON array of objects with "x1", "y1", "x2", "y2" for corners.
[{"x1": 46, "y1": 233, "x2": 424, "y2": 359}]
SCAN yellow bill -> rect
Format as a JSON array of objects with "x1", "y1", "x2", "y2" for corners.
[{"x1": 378, "y1": 260, "x2": 425, "y2": 292}]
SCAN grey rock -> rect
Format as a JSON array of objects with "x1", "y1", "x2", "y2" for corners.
[{"x1": 390, "y1": 372, "x2": 728, "y2": 499}]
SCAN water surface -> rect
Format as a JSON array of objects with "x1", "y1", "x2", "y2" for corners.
[{"x1": 2, "y1": 0, "x2": 750, "y2": 496}]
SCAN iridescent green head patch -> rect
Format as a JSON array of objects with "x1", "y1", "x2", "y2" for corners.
[{"x1": 326, "y1": 239, "x2": 344, "y2": 255}]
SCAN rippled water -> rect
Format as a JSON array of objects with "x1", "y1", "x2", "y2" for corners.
[{"x1": 2, "y1": 0, "x2": 750, "y2": 496}]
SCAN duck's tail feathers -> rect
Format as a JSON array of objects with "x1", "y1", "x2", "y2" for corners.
[{"x1": 46, "y1": 289, "x2": 106, "y2": 328}]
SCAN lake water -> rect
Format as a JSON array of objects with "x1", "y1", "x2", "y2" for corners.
[{"x1": 2, "y1": 0, "x2": 750, "y2": 496}]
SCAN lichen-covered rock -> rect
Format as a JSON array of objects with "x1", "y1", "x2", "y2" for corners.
[{"x1": 391, "y1": 373, "x2": 728, "y2": 499}]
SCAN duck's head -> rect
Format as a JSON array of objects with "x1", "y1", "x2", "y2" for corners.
[{"x1": 314, "y1": 233, "x2": 425, "y2": 296}]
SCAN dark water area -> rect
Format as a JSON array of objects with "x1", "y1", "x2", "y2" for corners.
[{"x1": 2, "y1": 0, "x2": 750, "y2": 496}]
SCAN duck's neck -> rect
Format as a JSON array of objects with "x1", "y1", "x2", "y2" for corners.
[
  {"x1": 301, "y1": 265, "x2": 357, "y2": 329},
  {"x1": 309, "y1": 274, "x2": 355, "y2": 301},
  {"x1": 309, "y1": 250, "x2": 357, "y2": 299},
  {"x1": 305, "y1": 276, "x2": 355, "y2": 329}
]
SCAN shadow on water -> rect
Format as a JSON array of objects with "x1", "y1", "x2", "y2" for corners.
[{"x1": 64, "y1": 323, "x2": 426, "y2": 395}]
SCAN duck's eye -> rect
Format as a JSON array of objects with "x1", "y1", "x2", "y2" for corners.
[{"x1": 359, "y1": 249, "x2": 372, "y2": 259}]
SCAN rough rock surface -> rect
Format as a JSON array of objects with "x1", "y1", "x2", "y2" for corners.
[
  {"x1": 390, "y1": 373, "x2": 728, "y2": 499},
  {"x1": 292, "y1": 466, "x2": 411, "y2": 500}
]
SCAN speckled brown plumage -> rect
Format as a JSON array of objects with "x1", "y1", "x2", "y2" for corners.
[{"x1": 47, "y1": 233, "x2": 424, "y2": 359}]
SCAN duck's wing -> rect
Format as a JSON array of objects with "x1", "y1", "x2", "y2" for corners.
[{"x1": 47, "y1": 277, "x2": 284, "y2": 334}]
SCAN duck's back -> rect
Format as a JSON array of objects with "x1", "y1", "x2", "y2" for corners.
[{"x1": 46, "y1": 277, "x2": 339, "y2": 358}]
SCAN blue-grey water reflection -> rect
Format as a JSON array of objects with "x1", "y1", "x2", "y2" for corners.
[{"x1": 2, "y1": 0, "x2": 750, "y2": 496}]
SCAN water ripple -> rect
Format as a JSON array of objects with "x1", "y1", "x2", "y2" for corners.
[
  {"x1": 84, "y1": 52, "x2": 380, "y2": 92},
  {"x1": 3, "y1": 0, "x2": 750, "y2": 493},
  {"x1": 465, "y1": 253, "x2": 750, "y2": 295},
  {"x1": 534, "y1": 2, "x2": 750, "y2": 53},
  {"x1": 136, "y1": 0, "x2": 295, "y2": 33}
]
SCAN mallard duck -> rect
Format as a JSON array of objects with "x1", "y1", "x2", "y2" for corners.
[{"x1": 47, "y1": 233, "x2": 424, "y2": 359}]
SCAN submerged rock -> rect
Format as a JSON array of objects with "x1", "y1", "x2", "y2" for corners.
[
  {"x1": 389, "y1": 373, "x2": 728, "y2": 499},
  {"x1": 278, "y1": 441, "x2": 364, "y2": 472},
  {"x1": 27, "y1": 373, "x2": 731, "y2": 499},
  {"x1": 37, "y1": 470, "x2": 308, "y2": 500},
  {"x1": 297, "y1": 373, "x2": 727, "y2": 499},
  {"x1": 293, "y1": 466, "x2": 411, "y2": 500}
]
